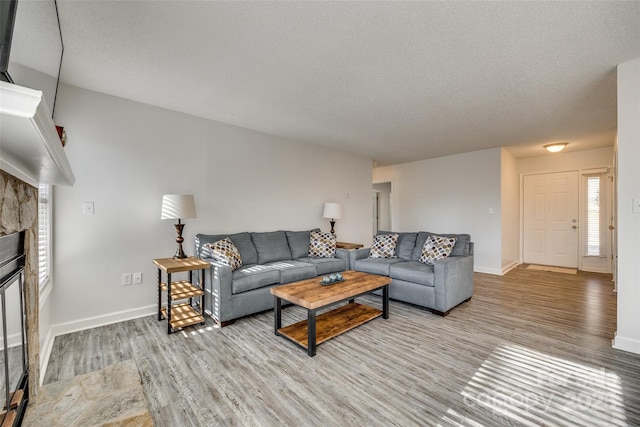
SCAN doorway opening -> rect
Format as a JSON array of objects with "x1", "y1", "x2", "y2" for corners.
[{"x1": 373, "y1": 182, "x2": 392, "y2": 235}]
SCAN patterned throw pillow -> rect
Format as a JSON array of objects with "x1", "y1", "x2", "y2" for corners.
[
  {"x1": 418, "y1": 235, "x2": 458, "y2": 265},
  {"x1": 206, "y1": 238, "x2": 243, "y2": 271},
  {"x1": 308, "y1": 231, "x2": 337, "y2": 258},
  {"x1": 369, "y1": 233, "x2": 398, "y2": 258}
]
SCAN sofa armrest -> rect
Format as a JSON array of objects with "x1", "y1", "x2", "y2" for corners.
[
  {"x1": 199, "y1": 257, "x2": 233, "y2": 322},
  {"x1": 433, "y1": 255, "x2": 474, "y2": 313},
  {"x1": 334, "y1": 248, "x2": 349, "y2": 269},
  {"x1": 349, "y1": 248, "x2": 371, "y2": 270}
]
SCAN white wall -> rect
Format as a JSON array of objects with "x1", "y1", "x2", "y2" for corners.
[
  {"x1": 50, "y1": 84, "x2": 372, "y2": 331},
  {"x1": 614, "y1": 58, "x2": 640, "y2": 355},
  {"x1": 500, "y1": 148, "x2": 519, "y2": 273},
  {"x1": 373, "y1": 148, "x2": 503, "y2": 273}
]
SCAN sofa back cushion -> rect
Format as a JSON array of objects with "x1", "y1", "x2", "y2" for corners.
[
  {"x1": 377, "y1": 231, "x2": 417, "y2": 260},
  {"x1": 196, "y1": 232, "x2": 258, "y2": 265},
  {"x1": 411, "y1": 232, "x2": 471, "y2": 260},
  {"x1": 251, "y1": 231, "x2": 292, "y2": 264},
  {"x1": 285, "y1": 229, "x2": 320, "y2": 259}
]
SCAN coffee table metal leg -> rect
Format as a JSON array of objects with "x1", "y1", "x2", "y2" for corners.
[
  {"x1": 274, "y1": 296, "x2": 282, "y2": 335},
  {"x1": 383, "y1": 284, "x2": 389, "y2": 319},
  {"x1": 308, "y1": 309, "x2": 317, "y2": 357}
]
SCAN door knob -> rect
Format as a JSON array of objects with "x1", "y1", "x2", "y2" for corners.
[
  {"x1": 609, "y1": 225, "x2": 615, "y2": 230},
  {"x1": 572, "y1": 225, "x2": 577, "y2": 229}
]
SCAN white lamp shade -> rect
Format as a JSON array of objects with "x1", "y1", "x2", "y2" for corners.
[
  {"x1": 161, "y1": 194, "x2": 196, "y2": 220},
  {"x1": 323, "y1": 202, "x2": 342, "y2": 219}
]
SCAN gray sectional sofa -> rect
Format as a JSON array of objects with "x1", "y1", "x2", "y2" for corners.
[
  {"x1": 349, "y1": 231, "x2": 474, "y2": 316},
  {"x1": 194, "y1": 229, "x2": 348, "y2": 326}
]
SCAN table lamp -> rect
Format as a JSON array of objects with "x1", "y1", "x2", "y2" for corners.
[
  {"x1": 323, "y1": 202, "x2": 342, "y2": 236},
  {"x1": 161, "y1": 194, "x2": 196, "y2": 259}
]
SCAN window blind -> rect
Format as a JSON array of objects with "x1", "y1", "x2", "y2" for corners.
[
  {"x1": 584, "y1": 173, "x2": 609, "y2": 257},
  {"x1": 38, "y1": 184, "x2": 50, "y2": 288}
]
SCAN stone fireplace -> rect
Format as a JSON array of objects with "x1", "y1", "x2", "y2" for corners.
[{"x1": 0, "y1": 170, "x2": 40, "y2": 412}]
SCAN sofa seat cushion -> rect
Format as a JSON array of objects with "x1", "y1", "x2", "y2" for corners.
[
  {"x1": 389, "y1": 261, "x2": 435, "y2": 287},
  {"x1": 251, "y1": 231, "x2": 292, "y2": 264},
  {"x1": 354, "y1": 258, "x2": 405, "y2": 276},
  {"x1": 231, "y1": 264, "x2": 280, "y2": 294},
  {"x1": 296, "y1": 257, "x2": 346, "y2": 275},
  {"x1": 264, "y1": 260, "x2": 318, "y2": 284}
]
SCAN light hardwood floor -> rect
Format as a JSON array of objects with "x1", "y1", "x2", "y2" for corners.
[{"x1": 43, "y1": 266, "x2": 640, "y2": 426}]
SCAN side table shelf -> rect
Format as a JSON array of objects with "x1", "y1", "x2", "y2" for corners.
[{"x1": 153, "y1": 257, "x2": 209, "y2": 334}]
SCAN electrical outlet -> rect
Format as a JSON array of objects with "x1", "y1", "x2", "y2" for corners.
[
  {"x1": 122, "y1": 273, "x2": 132, "y2": 286},
  {"x1": 133, "y1": 272, "x2": 143, "y2": 284}
]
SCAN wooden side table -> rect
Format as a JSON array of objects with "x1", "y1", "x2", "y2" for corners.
[
  {"x1": 336, "y1": 242, "x2": 364, "y2": 250},
  {"x1": 153, "y1": 257, "x2": 209, "y2": 334}
]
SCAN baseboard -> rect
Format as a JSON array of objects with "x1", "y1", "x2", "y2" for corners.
[
  {"x1": 473, "y1": 266, "x2": 503, "y2": 275},
  {"x1": 51, "y1": 305, "x2": 156, "y2": 338},
  {"x1": 500, "y1": 261, "x2": 520, "y2": 275},
  {"x1": 612, "y1": 332, "x2": 640, "y2": 355},
  {"x1": 39, "y1": 328, "x2": 54, "y2": 386}
]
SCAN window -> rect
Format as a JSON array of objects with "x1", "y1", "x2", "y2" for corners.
[
  {"x1": 583, "y1": 172, "x2": 609, "y2": 257},
  {"x1": 38, "y1": 184, "x2": 51, "y2": 288}
]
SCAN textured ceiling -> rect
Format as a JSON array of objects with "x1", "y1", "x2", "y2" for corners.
[{"x1": 56, "y1": 1, "x2": 640, "y2": 164}]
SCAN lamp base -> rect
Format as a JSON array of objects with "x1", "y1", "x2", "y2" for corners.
[
  {"x1": 329, "y1": 220, "x2": 336, "y2": 236},
  {"x1": 173, "y1": 223, "x2": 187, "y2": 259},
  {"x1": 173, "y1": 245, "x2": 187, "y2": 259}
]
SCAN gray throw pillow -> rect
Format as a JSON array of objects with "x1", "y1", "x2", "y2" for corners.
[
  {"x1": 286, "y1": 229, "x2": 320, "y2": 259},
  {"x1": 251, "y1": 231, "x2": 292, "y2": 264}
]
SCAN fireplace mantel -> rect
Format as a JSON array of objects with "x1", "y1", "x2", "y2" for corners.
[{"x1": 0, "y1": 81, "x2": 75, "y2": 187}]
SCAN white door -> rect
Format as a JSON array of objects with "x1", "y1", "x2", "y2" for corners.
[{"x1": 523, "y1": 171, "x2": 579, "y2": 268}]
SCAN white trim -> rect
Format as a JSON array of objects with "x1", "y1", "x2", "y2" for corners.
[
  {"x1": 474, "y1": 266, "x2": 503, "y2": 275},
  {"x1": 51, "y1": 305, "x2": 156, "y2": 337},
  {"x1": 613, "y1": 332, "x2": 640, "y2": 355},
  {"x1": 581, "y1": 167, "x2": 609, "y2": 175},
  {"x1": 0, "y1": 81, "x2": 75, "y2": 186},
  {"x1": 520, "y1": 166, "x2": 613, "y2": 271},
  {"x1": 39, "y1": 328, "x2": 54, "y2": 386},
  {"x1": 500, "y1": 261, "x2": 520, "y2": 275}
]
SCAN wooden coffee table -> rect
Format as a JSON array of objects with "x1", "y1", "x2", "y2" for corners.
[{"x1": 271, "y1": 271, "x2": 391, "y2": 356}]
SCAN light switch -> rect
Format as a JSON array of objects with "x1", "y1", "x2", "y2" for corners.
[
  {"x1": 633, "y1": 198, "x2": 640, "y2": 214},
  {"x1": 83, "y1": 202, "x2": 95, "y2": 215}
]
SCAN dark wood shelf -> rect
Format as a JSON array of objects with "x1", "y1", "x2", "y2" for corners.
[
  {"x1": 277, "y1": 303, "x2": 381, "y2": 349},
  {"x1": 160, "y1": 280, "x2": 204, "y2": 300},
  {"x1": 161, "y1": 303, "x2": 205, "y2": 329}
]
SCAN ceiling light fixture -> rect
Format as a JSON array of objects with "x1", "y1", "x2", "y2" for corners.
[{"x1": 544, "y1": 143, "x2": 568, "y2": 153}]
